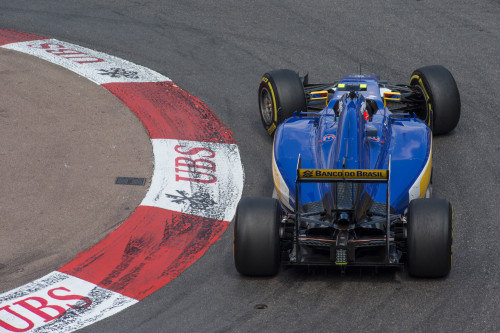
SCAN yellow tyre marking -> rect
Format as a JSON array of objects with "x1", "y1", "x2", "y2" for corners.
[
  {"x1": 261, "y1": 75, "x2": 279, "y2": 134},
  {"x1": 267, "y1": 123, "x2": 276, "y2": 135},
  {"x1": 266, "y1": 78, "x2": 278, "y2": 133},
  {"x1": 427, "y1": 103, "x2": 432, "y2": 126},
  {"x1": 265, "y1": 78, "x2": 277, "y2": 121}
]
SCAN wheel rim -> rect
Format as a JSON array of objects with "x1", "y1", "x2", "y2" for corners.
[
  {"x1": 412, "y1": 83, "x2": 430, "y2": 124},
  {"x1": 260, "y1": 87, "x2": 274, "y2": 126}
]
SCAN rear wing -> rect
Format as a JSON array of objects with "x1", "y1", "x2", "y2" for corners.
[
  {"x1": 295, "y1": 154, "x2": 390, "y2": 185},
  {"x1": 294, "y1": 155, "x2": 391, "y2": 210},
  {"x1": 297, "y1": 168, "x2": 388, "y2": 183},
  {"x1": 294, "y1": 155, "x2": 393, "y2": 261}
]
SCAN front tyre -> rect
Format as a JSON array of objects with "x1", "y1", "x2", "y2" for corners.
[
  {"x1": 410, "y1": 65, "x2": 461, "y2": 135},
  {"x1": 258, "y1": 69, "x2": 307, "y2": 136},
  {"x1": 234, "y1": 197, "x2": 281, "y2": 276},
  {"x1": 407, "y1": 198, "x2": 453, "y2": 278}
]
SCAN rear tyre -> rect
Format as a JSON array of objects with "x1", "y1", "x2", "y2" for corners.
[
  {"x1": 410, "y1": 65, "x2": 461, "y2": 135},
  {"x1": 407, "y1": 198, "x2": 453, "y2": 278},
  {"x1": 258, "y1": 69, "x2": 307, "y2": 136},
  {"x1": 234, "y1": 197, "x2": 281, "y2": 276}
]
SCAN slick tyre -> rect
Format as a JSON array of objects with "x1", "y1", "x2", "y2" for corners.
[
  {"x1": 410, "y1": 65, "x2": 461, "y2": 135},
  {"x1": 234, "y1": 197, "x2": 281, "y2": 276},
  {"x1": 258, "y1": 69, "x2": 307, "y2": 136},
  {"x1": 407, "y1": 198, "x2": 453, "y2": 278}
]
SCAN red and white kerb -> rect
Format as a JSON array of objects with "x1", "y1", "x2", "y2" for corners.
[{"x1": 0, "y1": 28, "x2": 244, "y2": 332}]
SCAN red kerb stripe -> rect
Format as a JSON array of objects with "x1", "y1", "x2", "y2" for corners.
[
  {"x1": 59, "y1": 206, "x2": 229, "y2": 300},
  {"x1": 0, "y1": 28, "x2": 46, "y2": 46},
  {"x1": 103, "y1": 81, "x2": 236, "y2": 144}
]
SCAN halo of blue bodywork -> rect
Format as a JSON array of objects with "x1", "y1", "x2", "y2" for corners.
[{"x1": 273, "y1": 74, "x2": 431, "y2": 217}]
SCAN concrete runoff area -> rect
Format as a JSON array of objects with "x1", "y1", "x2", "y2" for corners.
[{"x1": 0, "y1": 48, "x2": 153, "y2": 293}]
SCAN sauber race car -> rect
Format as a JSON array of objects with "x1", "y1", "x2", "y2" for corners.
[{"x1": 234, "y1": 65, "x2": 460, "y2": 278}]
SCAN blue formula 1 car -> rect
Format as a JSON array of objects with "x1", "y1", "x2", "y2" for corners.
[{"x1": 234, "y1": 65, "x2": 460, "y2": 278}]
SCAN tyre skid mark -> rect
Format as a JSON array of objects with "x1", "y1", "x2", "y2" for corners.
[{"x1": 59, "y1": 207, "x2": 229, "y2": 300}]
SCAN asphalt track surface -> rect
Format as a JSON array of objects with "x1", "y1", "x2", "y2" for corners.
[{"x1": 1, "y1": 0, "x2": 499, "y2": 332}]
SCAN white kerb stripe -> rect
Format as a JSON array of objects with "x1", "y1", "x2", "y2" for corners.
[
  {"x1": 141, "y1": 139, "x2": 244, "y2": 222},
  {"x1": 0, "y1": 271, "x2": 137, "y2": 332},
  {"x1": 2, "y1": 39, "x2": 170, "y2": 84}
]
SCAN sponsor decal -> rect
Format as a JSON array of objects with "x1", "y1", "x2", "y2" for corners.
[
  {"x1": 165, "y1": 190, "x2": 216, "y2": 211},
  {"x1": 302, "y1": 170, "x2": 314, "y2": 178},
  {"x1": 367, "y1": 136, "x2": 384, "y2": 143},
  {"x1": 174, "y1": 144, "x2": 217, "y2": 184},
  {"x1": 0, "y1": 288, "x2": 91, "y2": 332},
  {"x1": 98, "y1": 67, "x2": 139, "y2": 79},
  {"x1": 322, "y1": 134, "x2": 336, "y2": 142},
  {"x1": 299, "y1": 169, "x2": 387, "y2": 179},
  {"x1": 2, "y1": 39, "x2": 169, "y2": 84},
  {"x1": 0, "y1": 272, "x2": 136, "y2": 332},
  {"x1": 141, "y1": 139, "x2": 243, "y2": 221},
  {"x1": 26, "y1": 41, "x2": 104, "y2": 64}
]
